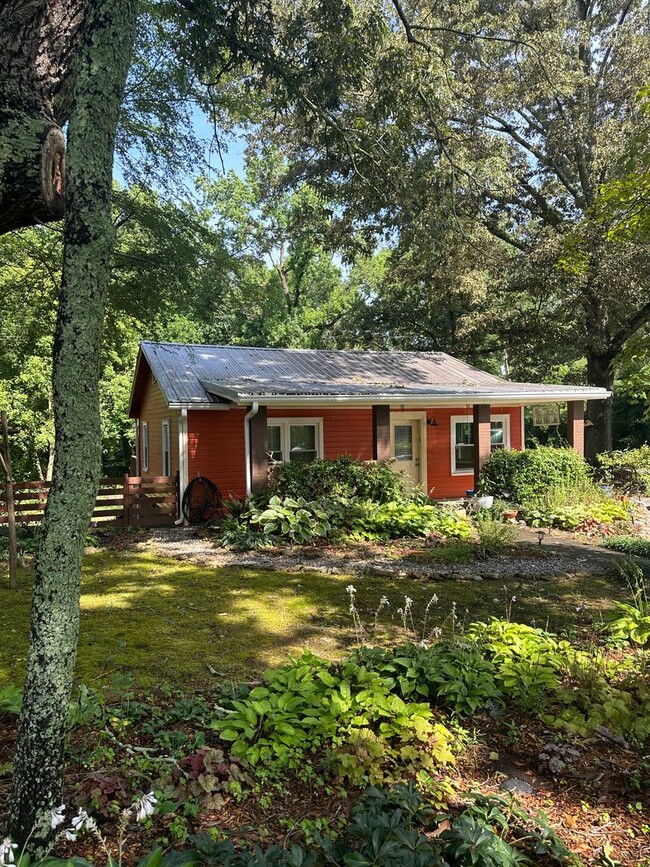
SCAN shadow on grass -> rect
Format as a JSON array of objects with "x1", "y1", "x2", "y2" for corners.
[{"x1": 0, "y1": 548, "x2": 627, "y2": 692}]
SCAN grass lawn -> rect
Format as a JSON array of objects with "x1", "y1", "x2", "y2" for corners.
[{"x1": 0, "y1": 549, "x2": 623, "y2": 691}]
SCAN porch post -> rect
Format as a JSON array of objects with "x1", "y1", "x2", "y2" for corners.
[
  {"x1": 473, "y1": 404, "x2": 491, "y2": 484},
  {"x1": 567, "y1": 400, "x2": 585, "y2": 457},
  {"x1": 249, "y1": 405, "x2": 268, "y2": 492},
  {"x1": 372, "y1": 405, "x2": 391, "y2": 462}
]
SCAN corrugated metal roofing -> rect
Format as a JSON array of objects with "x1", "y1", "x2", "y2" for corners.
[{"x1": 138, "y1": 341, "x2": 609, "y2": 406}]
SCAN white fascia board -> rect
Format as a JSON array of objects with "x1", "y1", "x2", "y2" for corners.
[
  {"x1": 171, "y1": 389, "x2": 610, "y2": 410},
  {"x1": 225, "y1": 390, "x2": 611, "y2": 408}
]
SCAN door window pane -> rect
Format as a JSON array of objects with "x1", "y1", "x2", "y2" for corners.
[
  {"x1": 267, "y1": 425, "x2": 283, "y2": 462},
  {"x1": 394, "y1": 425, "x2": 413, "y2": 461},
  {"x1": 289, "y1": 425, "x2": 317, "y2": 462}
]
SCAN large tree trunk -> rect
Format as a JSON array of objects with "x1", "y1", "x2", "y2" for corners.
[
  {"x1": 585, "y1": 350, "x2": 615, "y2": 462},
  {"x1": 0, "y1": 0, "x2": 85, "y2": 232},
  {"x1": 9, "y1": 0, "x2": 137, "y2": 850}
]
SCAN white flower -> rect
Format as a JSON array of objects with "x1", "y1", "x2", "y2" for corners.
[
  {"x1": 64, "y1": 830, "x2": 77, "y2": 842},
  {"x1": 397, "y1": 607, "x2": 404, "y2": 615},
  {"x1": 405, "y1": 596, "x2": 413, "y2": 606},
  {"x1": 70, "y1": 808, "x2": 96, "y2": 835},
  {"x1": 0, "y1": 838, "x2": 17, "y2": 866},
  {"x1": 51, "y1": 804, "x2": 66, "y2": 829},
  {"x1": 379, "y1": 596, "x2": 389, "y2": 606},
  {"x1": 346, "y1": 584, "x2": 357, "y2": 595},
  {"x1": 134, "y1": 792, "x2": 157, "y2": 823}
]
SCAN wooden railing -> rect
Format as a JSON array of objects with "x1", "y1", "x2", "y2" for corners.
[{"x1": 0, "y1": 474, "x2": 179, "y2": 528}]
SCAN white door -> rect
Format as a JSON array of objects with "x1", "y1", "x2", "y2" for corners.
[{"x1": 390, "y1": 415, "x2": 424, "y2": 488}]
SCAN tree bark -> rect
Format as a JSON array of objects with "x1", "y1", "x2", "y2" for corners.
[
  {"x1": 0, "y1": 0, "x2": 85, "y2": 232},
  {"x1": 585, "y1": 350, "x2": 615, "y2": 462},
  {"x1": 9, "y1": 0, "x2": 137, "y2": 850}
]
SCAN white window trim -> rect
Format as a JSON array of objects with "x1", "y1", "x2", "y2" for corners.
[
  {"x1": 162, "y1": 418, "x2": 171, "y2": 476},
  {"x1": 142, "y1": 421, "x2": 150, "y2": 473},
  {"x1": 267, "y1": 417, "x2": 324, "y2": 463},
  {"x1": 450, "y1": 413, "x2": 511, "y2": 476}
]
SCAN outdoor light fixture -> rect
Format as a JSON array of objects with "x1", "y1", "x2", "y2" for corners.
[
  {"x1": 536, "y1": 530, "x2": 546, "y2": 546},
  {"x1": 426, "y1": 418, "x2": 438, "y2": 426}
]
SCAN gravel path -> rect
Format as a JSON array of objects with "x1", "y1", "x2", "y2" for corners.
[{"x1": 135, "y1": 526, "x2": 629, "y2": 582}]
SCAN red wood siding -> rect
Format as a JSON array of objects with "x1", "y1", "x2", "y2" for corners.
[
  {"x1": 187, "y1": 409, "x2": 247, "y2": 499},
  {"x1": 423, "y1": 406, "x2": 522, "y2": 499},
  {"x1": 138, "y1": 377, "x2": 179, "y2": 478},
  {"x1": 184, "y1": 404, "x2": 523, "y2": 501}
]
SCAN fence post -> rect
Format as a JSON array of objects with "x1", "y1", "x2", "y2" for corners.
[
  {"x1": 1, "y1": 411, "x2": 18, "y2": 590},
  {"x1": 123, "y1": 473, "x2": 130, "y2": 529}
]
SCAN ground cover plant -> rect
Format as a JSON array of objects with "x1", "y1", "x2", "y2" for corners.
[
  {"x1": 1, "y1": 600, "x2": 648, "y2": 865},
  {"x1": 2, "y1": 536, "x2": 650, "y2": 864},
  {"x1": 0, "y1": 547, "x2": 623, "y2": 690}
]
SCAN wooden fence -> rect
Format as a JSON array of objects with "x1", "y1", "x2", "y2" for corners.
[{"x1": 0, "y1": 474, "x2": 179, "y2": 528}]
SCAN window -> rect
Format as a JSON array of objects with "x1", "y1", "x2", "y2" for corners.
[
  {"x1": 393, "y1": 425, "x2": 413, "y2": 462},
  {"x1": 162, "y1": 419, "x2": 171, "y2": 476},
  {"x1": 451, "y1": 414, "x2": 510, "y2": 474},
  {"x1": 142, "y1": 422, "x2": 149, "y2": 472},
  {"x1": 267, "y1": 418, "x2": 323, "y2": 463}
]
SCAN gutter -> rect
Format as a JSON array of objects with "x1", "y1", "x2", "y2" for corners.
[
  {"x1": 244, "y1": 401, "x2": 259, "y2": 498},
  {"x1": 172, "y1": 390, "x2": 611, "y2": 411}
]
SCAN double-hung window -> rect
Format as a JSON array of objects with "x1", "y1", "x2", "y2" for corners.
[
  {"x1": 142, "y1": 422, "x2": 150, "y2": 472},
  {"x1": 162, "y1": 419, "x2": 171, "y2": 476},
  {"x1": 267, "y1": 418, "x2": 323, "y2": 463},
  {"x1": 451, "y1": 414, "x2": 510, "y2": 474}
]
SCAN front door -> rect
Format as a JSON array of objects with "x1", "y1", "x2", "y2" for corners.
[{"x1": 390, "y1": 415, "x2": 424, "y2": 488}]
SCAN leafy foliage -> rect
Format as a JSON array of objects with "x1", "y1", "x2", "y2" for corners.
[
  {"x1": 604, "y1": 559, "x2": 650, "y2": 646},
  {"x1": 479, "y1": 448, "x2": 593, "y2": 506},
  {"x1": 212, "y1": 650, "x2": 454, "y2": 787},
  {"x1": 345, "y1": 501, "x2": 473, "y2": 542},
  {"x1": 597, "y1": 446, "x2": 650, "y2": 494},
  {"x1": 600, "y1": 535, "x2": 650, "y2": 558},
  {"x1": 269, "y1": 456, "x2": 408, "y2": 504}
]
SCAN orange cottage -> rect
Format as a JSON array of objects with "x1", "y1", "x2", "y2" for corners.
[{"x1": 128, "y1": 342, "x2": 609, "y2": 503}]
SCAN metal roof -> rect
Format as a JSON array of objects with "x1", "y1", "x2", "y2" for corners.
[{"x1": 134, "y1": 341, "x2": 610, "y2": 409}]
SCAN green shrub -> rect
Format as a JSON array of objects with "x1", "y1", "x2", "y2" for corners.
[
  {"x1": 269, "y1": 456, "x2": 409, "y2": 504},
  {"x1": 597, "y1": 445, "x2": 650, "y2": 494},
  {"x1": 476, "y1": 516, "x2": 518, "y2": 555},
  {"x1": 601, "y1": 535, "x2": 650, "y2": 557},
  {"x1": 347, "y1": 500, "x2": 473, "y2": 541},
  {"x1": 479, "y1": 446, "x2": 592, "y2": 506}
]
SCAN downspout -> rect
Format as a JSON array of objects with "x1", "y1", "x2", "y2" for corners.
[
  {"x1": 175, "y1": 408, "x2": 188, "y2": 525},
  {"x1": 244, "y1": 401, "x2": 259, "y2": 498}
]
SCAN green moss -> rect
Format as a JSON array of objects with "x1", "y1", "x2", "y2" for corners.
[{"x1": 0, "y1": 550, "x2": 620, "y2": 691}]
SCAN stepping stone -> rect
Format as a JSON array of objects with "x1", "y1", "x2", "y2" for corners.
[{"x1": 500, "y1": 778, "x2": 533, "y2": 795}]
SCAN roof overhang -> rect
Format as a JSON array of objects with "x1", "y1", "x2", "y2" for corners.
[{"x1": 177, "y1": 385, "x2": 611, "y2": 410}]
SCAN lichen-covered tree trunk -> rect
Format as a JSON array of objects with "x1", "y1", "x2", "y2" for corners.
[
  {"x1": 0, "y1": 0, "x2": 86, "y2": 232},
  {"x1": 9, "y1": 0, "x2": 137, "y2": 849}
]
